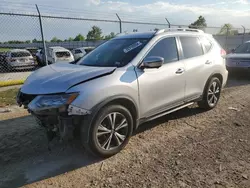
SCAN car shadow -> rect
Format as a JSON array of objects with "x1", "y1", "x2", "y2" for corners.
[
  {"x1": 134, "y1": 106, "x2": 205, "y2": 135},
  {"x1": 0, "y1": 105, "x2": 206, "y2": 188}
]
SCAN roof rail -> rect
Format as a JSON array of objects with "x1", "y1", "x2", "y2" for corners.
[{"x1": 155, "y1": 28, "x2": 204, "y2": 35}]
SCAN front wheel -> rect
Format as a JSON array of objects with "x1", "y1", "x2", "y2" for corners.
[
  {"x1": 81, "y1": 105, "x2": 133, "y2": 158},
  {"x1": 198, "y1": 77, "x2": 222, "y2": 110}
]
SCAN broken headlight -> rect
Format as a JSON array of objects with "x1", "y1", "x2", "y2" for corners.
[{"x1": 28, "y1": 93, "x2": 79, "y2": 111}]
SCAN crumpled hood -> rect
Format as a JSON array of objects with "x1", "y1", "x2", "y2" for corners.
[
  {"x1": 21, "y1": 63, "x2": 116, "y2": 94},
  {"x1": 226, "y1": 53, "x2": 250, "y2": 59}
]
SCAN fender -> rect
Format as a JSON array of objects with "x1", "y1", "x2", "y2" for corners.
[{"x1": 202, "y1": 71, "x2": 223, "y2": 96}]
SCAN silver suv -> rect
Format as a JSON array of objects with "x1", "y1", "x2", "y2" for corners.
[{"x1": 17, "y1": 28, "x2": 228, "y2": 157}]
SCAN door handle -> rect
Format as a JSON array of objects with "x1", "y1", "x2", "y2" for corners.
[
  {"x1": 176, "y1": 68, "x2": 185, "y2": 74},
  {"x1": 205, "y1": 60, "x2": 212, "y2": 65}
]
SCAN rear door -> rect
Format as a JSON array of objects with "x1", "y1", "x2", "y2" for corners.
[{"x1": 178, "y1": 36, "x2": 213, "y2": 101}]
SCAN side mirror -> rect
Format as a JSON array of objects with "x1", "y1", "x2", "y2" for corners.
[{"x1": 140, "y1": 56, "x2": 164, "y2": 69}]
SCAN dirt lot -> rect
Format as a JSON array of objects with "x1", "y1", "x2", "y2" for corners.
[{"x1": 0, "y1": 73, "x2": 249, "y2": 188}]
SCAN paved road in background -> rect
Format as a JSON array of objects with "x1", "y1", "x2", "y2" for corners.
[{"x1": 0, "y1": 71, "x2": 32, "y2": 82}]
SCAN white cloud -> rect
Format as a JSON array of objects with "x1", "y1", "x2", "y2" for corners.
[{"x1": 234, "y1": 0, "x2": 249, "y2": 4}]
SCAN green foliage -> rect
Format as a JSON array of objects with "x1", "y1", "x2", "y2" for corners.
[
  {"x1": 51, "y1": 37, "x2": 62, "y2": 42},
  {"x1": 87, "y1": 26, "x2": 103, "y2": 41},
  {"x1": 104, "y1": 32, "x2": 116, "y2": 40},
  {"x1": 74, "y1": 34, "x2": 85, "y2": 41},
  {"x1": 218, "y1": 24, "x2": 238, "y2": 35},
  {"x1": 189, "y1": 16, "x2": 207, "y2": 29}
]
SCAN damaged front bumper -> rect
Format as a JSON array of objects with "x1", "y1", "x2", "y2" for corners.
[{"x1": 17, "y1": 91, "x2": 90, "y2": 142}]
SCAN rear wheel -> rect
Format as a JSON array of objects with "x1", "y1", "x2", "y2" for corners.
[
  {"x1": 81, "y1": 105, "x2": 133, "y2": 158},
  {"x1": 198, "y1": 77, "x2": 222, "y2": 110}
]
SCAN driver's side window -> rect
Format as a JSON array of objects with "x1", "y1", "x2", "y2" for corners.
[{"x1": 146, "y1": 37, "x2": 179, "y2": 64}]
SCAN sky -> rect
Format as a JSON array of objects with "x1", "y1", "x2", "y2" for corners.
[{"x1": 1, "y1": 0, "x2": 250, "y2": 41}]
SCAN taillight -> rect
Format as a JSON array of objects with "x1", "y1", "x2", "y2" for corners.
[{"x1": 221, "y1": 49, "x2": 226, "y2": 57}]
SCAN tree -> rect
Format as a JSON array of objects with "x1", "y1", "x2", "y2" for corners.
[
  {"x1": 32, "y1": 38, "x2": 38, "y2": 43},
  {"x1": 189, "y1": 16, "x2": 207, "y2": 29},
  {"x1": 25, "y1": 40, "x2": 31, "y2": 44},
  {"x1": 51, "y1": 37, "x2": 62, "y2": 42},
  {"x1": 74, "y1": 34, "x2": 85, "y2": 41},
  {"x1": 104, "y1": 32, "x2": 116, "y2": 40},
  {"x1": 218, "y1": 24, "x2": 238, "y2": 35},
  {"x1": 87, "y1": 26, "x2": 103, "y2": 41}
]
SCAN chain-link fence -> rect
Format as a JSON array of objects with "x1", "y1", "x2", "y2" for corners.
[{"x1": 0, "y1": 4, "x2": 249, "y2": 88}]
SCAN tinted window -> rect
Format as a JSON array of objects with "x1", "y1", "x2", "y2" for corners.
[
  {"x1": 56, "y1": 51, "x2": 70, "y2": 58},
  {"x1": 200, "y1": 37, "x2": 212, "y2": 53},
  {"x1": 234, "y1": 43, "x2": 250, "y2": 53},
  {"x1": 78, "y1": 38, "x2": 149, "y2": 67},
  {"x1": 180, "y1": 37, "x2": 203, "y2": 59},
  {"x1": 146, "y1": 37, "x2": 178, "y2": 63},
  {"x1": 11, "y1": 52, "x2": 31, "y2": 57},
  {"x1": 74, "y1": 49, "x2": 82, "y2": 54}
]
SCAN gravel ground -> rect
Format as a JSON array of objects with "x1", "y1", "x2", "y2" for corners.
[{"x1": 0, "y1": 74, "x2": 249, "y2": 188}]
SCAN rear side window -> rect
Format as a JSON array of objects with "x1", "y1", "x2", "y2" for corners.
[
  {"x1": 56, "y1": 51, "x2": 70, "y2": 58},
  {"x1": 180, "y1": 37, "x2": 203, "y2": 59},
  {"x1": 11, "y1": 52, "x2": 31, "y2": 57},
  {"x1": 146, "y1": 37, "x2": 178, "y2": 64},
  {"x1": 74, "y1": 49, "x2": 82, "y2": 54},
  {"x1": 200, "y1": 36, "x2": 212, "y2": 53}
]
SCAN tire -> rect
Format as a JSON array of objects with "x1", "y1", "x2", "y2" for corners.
[
  {"x1": 198, "y1": 77, "x2": 222, "y2": 110},
  {"x1": 81, "y1": 104, "x2": 133, "y2": 158}
]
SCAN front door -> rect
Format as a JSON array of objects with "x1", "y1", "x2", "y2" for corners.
[{"x1": 135, "y1": 37, "x2": 186, "y2": 118}]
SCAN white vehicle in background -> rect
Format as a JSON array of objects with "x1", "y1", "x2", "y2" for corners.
[
  {"x1": 72, "y1": 47, "x2": 95, "y2": 61},
  {"x1": 5, "y1": 49, "x2": 36, "y2": 71},
  {"x1": 47, "y1": 46, "x2": 74, "y2": 64}
]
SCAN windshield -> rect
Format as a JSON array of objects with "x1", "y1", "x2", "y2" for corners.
[
  {"x1": 234, "y1": 43, "x2": 250, "y2": 53},
  {"x1": 77, "y1": 38, "x2": 149, "y2": 67}
]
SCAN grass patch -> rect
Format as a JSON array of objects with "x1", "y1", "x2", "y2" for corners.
[
  {"x1": 0, "y1": 48, "x2": 10, "y2": 52},
  {"x1": 0, "y1": 88, "x2": 19, "y2": 107}
]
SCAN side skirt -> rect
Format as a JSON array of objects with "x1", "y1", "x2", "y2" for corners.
[{"x1": 138, "y1": 102, "x2": 194, "y2": 126}]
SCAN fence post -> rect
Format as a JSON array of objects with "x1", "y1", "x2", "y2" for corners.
[
  {"x1": 241, "y1": 25, "x2": 245, "y2": 44},
  {"x1": 225, "y1": 25, "x2": 229, "y2": 50},
  {"x1": 116, "y1": 13, "x2": 122, "y2": 33},
  {"x1": 36, "y1": 4, "x2": 48, "y2": 65},
  {"x1": 165, "y1": 18, "x2": 170, "y2": 28}
]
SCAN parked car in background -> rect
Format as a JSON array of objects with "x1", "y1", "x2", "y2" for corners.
[
  {"x1": 5, "y1": 49, "x2": 36, "y2": 71},
  {"x1": 0, "y1": 52, "x2": 6, "y2": 68},
  {"x1": 18, "y1": 28, "x2": 228, "y2": 157},
  {"x1": 26, "y1": 47, "x2": 38, "y2": 57},
  {"x1": 47, "y1": 46, "x2": 74, "y2": 64},
  {"x1": 226, "y1": 41, "x2": 250, "y2": 72},
  {"x1": 36, "y1": 49, "x2": 45, "y2": 67},
  {"x1": 72, "y1": 47, "x2": 95, "y2": 61}
]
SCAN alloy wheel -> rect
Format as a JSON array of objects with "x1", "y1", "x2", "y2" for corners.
[
  {"x1": 96, "y1": 112, "x2": 129, "y2": 151},
  {"x1": 207, "y1": 81, "x2": 220, "y2": 107}
]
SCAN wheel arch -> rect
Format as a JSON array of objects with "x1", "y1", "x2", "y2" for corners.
[
  {"x1": 202, "y1": 72, "x2": 223, "y2": 97},
  {"x1": 91, "y1": 95, "x2": 139, "y2": 131}
]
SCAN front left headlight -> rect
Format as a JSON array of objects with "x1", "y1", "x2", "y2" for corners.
[{"x1": 28, "y1": 93, "x2": 79, "y2": 111}]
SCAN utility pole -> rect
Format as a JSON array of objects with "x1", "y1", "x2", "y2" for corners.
[
  {"x1": 165, "y1": 18, "x2": 170, "y2": 28},
  {"x1": 36, "y1": 4, "x2": 48, "y2": 65},
  {"x1": 116, "y1": 13, "x2": 122, "y2": 33}
]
